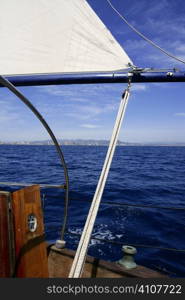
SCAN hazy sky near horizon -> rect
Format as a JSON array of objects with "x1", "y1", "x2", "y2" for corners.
[{"x1": 0, "y1": 0, "x2": 185, "y2": 142}]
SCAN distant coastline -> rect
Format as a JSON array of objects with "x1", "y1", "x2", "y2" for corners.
[{"x1": 0, "y1": 139, "x2": 185, "y2": 146}]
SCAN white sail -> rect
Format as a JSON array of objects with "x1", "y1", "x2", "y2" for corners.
[{"x1": 0, "y1": 0, "x2": 132, "y2": 75}]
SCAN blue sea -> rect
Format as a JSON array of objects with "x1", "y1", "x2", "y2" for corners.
[{"x1": 0, "y1": 145, "x2": 185, "y2": 277}]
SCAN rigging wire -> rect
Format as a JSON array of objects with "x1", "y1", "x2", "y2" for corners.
[
  {"x1": 68, "y1": 82, "x2": 131, "y2": 278},
  {"x1": 106, "y1": 0, "x2": 185, "y2": 65},
  {"x1": 0, "y1": 75, "x2": 69, "y2": 241},
  {"x1": 66, "y1": 230, "x2": 185, "y2": 253},
  {"x1": 46, "y1": 195, "x2": 185, "y2": 211}
]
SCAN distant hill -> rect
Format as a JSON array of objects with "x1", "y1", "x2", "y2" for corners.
[
  {"x1": 29, "y1": 139, "x2": 130, "y2": 146},
  {"x1": 0, "y1": 139, "x2": 185, "y2": 146},
  {"x1": 0, "y1": 139, "x2": 129, "y2": 146}
]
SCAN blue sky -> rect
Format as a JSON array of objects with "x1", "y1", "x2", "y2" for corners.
[{"x1": 0, "y1": 0, "x2": 185, "y2": 143}]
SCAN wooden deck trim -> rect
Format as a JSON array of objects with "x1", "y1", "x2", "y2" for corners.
[
  {"x1": 12, "y1": 185, "x2": 49, "y2": 277},
  {"x1": 0, "y1": 192, "x2": 14, "y2": 277},
  {"x1": 48, "y1": 245, "x2": 167, "y2": 278}
]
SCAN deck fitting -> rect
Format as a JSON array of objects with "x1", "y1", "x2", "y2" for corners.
[
  {"x1": 55, "y1": 239, "x2": 66, "y2": 249},
  {"x1": 118, "y1": 245, "x2": 137, "y2": 269}
]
